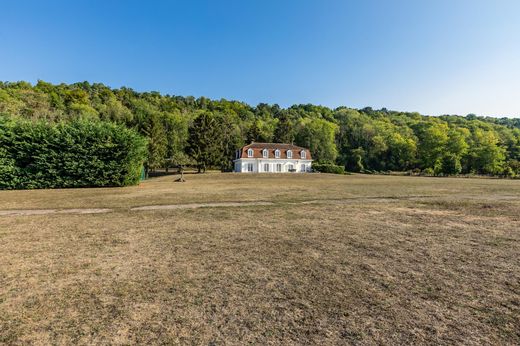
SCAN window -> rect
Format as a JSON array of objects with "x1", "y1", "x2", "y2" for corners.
[
  {"x1": 288, "y1": 164, "x2": 294, "y2": 172},
  {"x1": 247, "y1": 148, "x2": 254, "y2": 158},
  {"x1": 287, "y1": 150, "x2": 292, "y2": 159},
  {"x1": 275, "y1": 149, "x2": 280, "y2": 158},
  {"x1": 262, "y1": 149, "x2": 268, "y2": 158},
  {"x1": 247, "y1": 163, "x2": 254, "y2": 172},
  {"x1": 301, "y1": 164, "x2": 306, "y2": 172},
  {"x1": 301, "y1": 150, "x2": 306, "y2": 159},
  {"x1": 264, "y1": 163, "x2": 269, "y2": 172},
  {"x1": 276, "y1": 163, "x2": 282, "y2": 172}
]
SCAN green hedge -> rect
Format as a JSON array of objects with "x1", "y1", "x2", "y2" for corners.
[
  {"x1": 312, "y1": 163, "x2": 345, "y2": 174},
  {"x1": 0, "y1": 115, "x2": 147, "y2": 189}
]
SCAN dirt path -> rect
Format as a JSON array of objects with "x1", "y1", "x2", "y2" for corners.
[
  {"x1": 0, "y1": 194, "x2": 505, "y2": 217},
  {"x1": 0, "y1": 202, "x2": 278, "y2": 216},
  {"x1": 0, "y1": 208, "x2": 112, "y2": 216},
  {"x1": 130, "y1": 201, "x2": 274, "y2": 211}
]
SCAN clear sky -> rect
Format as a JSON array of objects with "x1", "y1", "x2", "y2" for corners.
[{"x1": 1, "y1": 0, "x2": 519, "y2": 117}]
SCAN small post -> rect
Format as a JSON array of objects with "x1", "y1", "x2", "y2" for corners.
[{"x1": 175, "y1": 165, "x2": 186, "y2": 182}]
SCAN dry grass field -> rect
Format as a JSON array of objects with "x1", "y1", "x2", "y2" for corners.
[{"x1": 1, "y1": 173, "x2": 519, "y2": 345}]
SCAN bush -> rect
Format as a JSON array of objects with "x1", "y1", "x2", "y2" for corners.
[
  {"x1": 312, "y1": 163, "x2": 345, "y2": 174},
  {"x1": 442, "y1": 154, "x2": 462, "y2": 175},
  {"x1": 504, "y1": 160, "x2": 520, "y2": 178},
  {"x1": 0, "y1": 115, "x2": 147, "y2": 189},
  {"x1": 422, "y1": 167, "x2": 434, "y2": 176}
]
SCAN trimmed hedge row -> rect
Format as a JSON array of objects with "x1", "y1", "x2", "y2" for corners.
[
  {"x1": 0, "y1": 115, "x2": 147, "y2": 189},
  {"x1": 312, "y1": 163, "x2": 345, "y2": 174}
]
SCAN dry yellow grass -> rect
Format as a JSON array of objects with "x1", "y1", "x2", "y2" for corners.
[{"x1": 1, "y1": 173, "x2": 519, "y2": 345}]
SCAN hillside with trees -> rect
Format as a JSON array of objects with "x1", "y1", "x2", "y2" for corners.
[{"x1": 1, "y1": 80, "x2": 519, "y2": 177}]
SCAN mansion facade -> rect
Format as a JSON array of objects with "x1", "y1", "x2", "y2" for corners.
[{"x1": 234, "y1": 143, "x2": 313, "y2": 173}]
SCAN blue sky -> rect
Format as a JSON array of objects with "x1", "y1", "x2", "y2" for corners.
[{"x1": 1, "y1": 0, "x2": 519, "y2": 117}]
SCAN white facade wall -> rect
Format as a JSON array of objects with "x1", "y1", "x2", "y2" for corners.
[{"x1": 234, "y1": 159, "x2": 313, "y2": 173}]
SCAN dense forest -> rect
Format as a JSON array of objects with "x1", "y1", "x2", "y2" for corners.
[{"x1": 1, "y1": 80, "x2": 520, "y2": 177}]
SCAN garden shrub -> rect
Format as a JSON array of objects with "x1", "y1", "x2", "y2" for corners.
[
  {"x1": 422, "y1": 167, "x2": 435, "y2": 176},
  {"x1": 312, "y1": 163, "x2": 345, "y2": 174},
  {"x1": 0, "y1": 115, "x2": 147, "y2": 189}
]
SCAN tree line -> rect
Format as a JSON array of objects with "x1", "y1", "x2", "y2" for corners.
[{"x1": 1, "y1": 80, "x2": 519, "y2": 177}]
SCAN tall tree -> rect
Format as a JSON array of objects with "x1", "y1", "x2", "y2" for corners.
[
  {"x1": 163, "y1": 111, "x2": 189, "y2": 171},
  {"x1": 246, "y1": 120, "x2": 262, "y2": 143},
  {"x1": 469, "y1": 129, "x2": 506, "y2": 174},
  {"x1": 217, "y1": 113, "x2": 244, "y2": 171},
  {"x1": 414, "y1": 121, "x2": 449, "y2": 169},
  {"x1": 273, "y1": 112, "x2": 294, "y2": 143},
  {"x1": 141, "y1": 112, "x2": 167, "y2": 171},
  {"x1": 187, "y1": 112, "x2": 222, "y2": 172},
  {"x1": 295, "y1": 118, "x2": 338, "y2": 162}
]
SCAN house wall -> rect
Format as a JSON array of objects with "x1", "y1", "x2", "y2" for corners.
[{"x1": 233, "y1": 159, "x2": 313, "y2": 173}]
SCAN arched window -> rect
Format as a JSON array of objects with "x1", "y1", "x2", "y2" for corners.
[
  {"x1": 301, "y1": 150, "x2": 306, "y2": 159},
  {"x1": 275, "y1": 149, "x2": 280, "y2": 158},
  {"x1": 262, "y1": 149, "x2": 268, "y2": 158},
  {"x1": 247, "y1": 148, "x2": 254, "y2": 157},
  {"x1": 287, "y1": 150, "x2": 292, "y2": 159}
]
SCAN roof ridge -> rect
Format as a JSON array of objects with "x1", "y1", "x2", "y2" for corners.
[{"x1": 245, "y1": 142, "x2": 305, "y2": 147}]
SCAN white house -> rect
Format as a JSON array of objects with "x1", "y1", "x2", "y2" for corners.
[{"x1": 234, "y1": 143, "x2": 313, "y2": 173}]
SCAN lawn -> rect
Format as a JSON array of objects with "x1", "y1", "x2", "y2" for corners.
[{"x1": 1, "y1": 173, "x2": 519, "y2": 344}]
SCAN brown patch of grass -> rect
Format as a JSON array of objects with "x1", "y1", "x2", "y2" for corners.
[
  {"x1": 1, "y1": 174, "x2": 519, "y2": 344},
  {"x1": 1, "y1": 173, "x2": 520, "y2": 210}
]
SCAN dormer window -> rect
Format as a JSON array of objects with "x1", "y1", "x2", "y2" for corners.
[
  {"x1": 247, "y1": 148, "x2": 254, "y2": 158},
  {"x1": 275, "y1": 149, "x2": 280, "y2": 158},
  {"x1": 301, "y1": 150, "x2": 306, "y2": 159},
  {"x1": 262, "y1": 149, "x2": 268, "y2": 158},
  {"x1": 287, "y1": 150, "x2": 292, "y2": 159}
]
